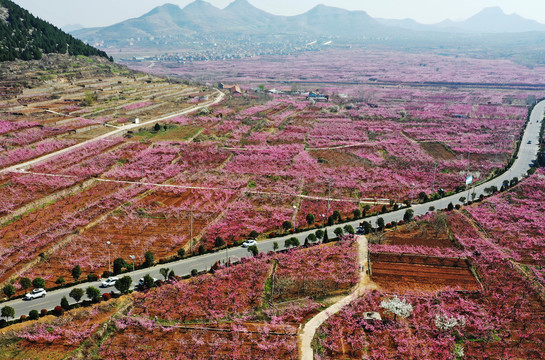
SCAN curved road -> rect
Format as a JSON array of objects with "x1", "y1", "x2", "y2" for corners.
[
  {"x1": 0, "y1": 89, "x2": 225, "y2": 174},
  {"x1": 1, "y1": 100, "x2": 544, "y2": 319}
]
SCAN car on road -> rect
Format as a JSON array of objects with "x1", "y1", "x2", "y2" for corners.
[
  {"x1": 100, "y1": 277, "x2": 119, "y2": 288},
  {"x1": 24, "y1": 288, "x2": 46, "y2": 300},
  {"x1": 356, "y1": 227, "x2": 365, "y2": 235},
  {"x1": 528, "y1": 140, "x2": 532, "y2": 144},
  {"x1": 241, "y1": 239, "x2": 257, "y2": 248}
]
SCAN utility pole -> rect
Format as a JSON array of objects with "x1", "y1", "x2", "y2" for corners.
[
  {"x1": 326, "y1": 180, "x2": 331, "y2": 222},
  {"x1": 106, "y1": 241, "x2": 111, "y2": 275},
  {"x1": 190, "y1": 205, "x2": 193, "y2": 254},
  {"x1": 431, "y1": 163, "x2": 437, "y2": 193}
]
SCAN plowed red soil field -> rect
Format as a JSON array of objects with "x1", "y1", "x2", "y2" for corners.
[{"x1": 370, "y1": 253, "x2": 480, "y2": 292}]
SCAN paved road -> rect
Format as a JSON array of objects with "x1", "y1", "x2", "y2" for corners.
[
  {"x1": 0, "y1": 89, "x2": 225, "y2": 174},
  {"x1": 2, "y1": 100, "x2": 543, "y2": 318}
]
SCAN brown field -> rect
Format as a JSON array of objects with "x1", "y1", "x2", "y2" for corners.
[
  {"x1": 370, "y1": 253, "x2": 481, "y2": 292},
  {"x1": 419, "y1": 141, "x2": 456, "y2": 160},
  {"x1": 375, "y1": 221, "x2": 455, "y2": 248},
  {"x1": 309, "y1": 149, "x2": 371, "y2": 168}
]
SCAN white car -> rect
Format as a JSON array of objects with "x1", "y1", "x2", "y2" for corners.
[
  {"x1": 241, "y1": 239, "x2": 257, "y2": 248},
  {"x1": 100, "y1": 277, "x2": 119, "y2": 288},
  {"x1": 24, "y1": 288, "x2": 46, "y2": 300}
]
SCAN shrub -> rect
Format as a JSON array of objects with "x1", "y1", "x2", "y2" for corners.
[
  {"x1": 198, "y1": 245, "x2": 205, "y2": 255},
  {"x1": 323, "y1": 230, "x2": 330, "y2": 243},
  {"x1": 102, "y1": 293, "x2": 111, "y2": 301},
  {"x1": 377, "y1": 217, "x2": 385, "y2": 231},
  {"x1": 102, "y1": 270, "x2": 112, "y2": 278},
  {"x1": 40, "y1": 309, "x2": 48, "y2": 317},
  {"x1": 69, "y1": 288, "x2": 84, "y2": 303},
  {"x1": 306, "y1": 213, "x2": 315, "y2": 225},
  {"x1": 249, "y1": 230, "x2": 259, "y2": 239},
  {"x1": 447, "y1": 202, "x2": 454, "y2": 211},
  {"x1": 2, "y1": 284, "x2": 15, "y2": 299},
  {"x1": 247, "y1": 245, "x2": 259, "y2": 256},
  {"x1": 71, "y1": 265, "x2": 82, "y2": 281},
  {"x1": 334, "y1": 227, "x2": 344, "y2": 238},
  {"x1": 60, "y1": 296, "x2": 70, "y2": 310},
  {"x1": 142, "y1": 274, "x2": 155, "y2": 289},
  {"x1": 19, "y1": 277, "x2": 32, "y2": 293},
  {"x1": 343, "y1": 224, "x2": 355, "y2": 235},
  {"x1": 29, "y1": 310, "x2": 39, "y2": 320},
  {"x1": 282, "y1": 221, "x2": 292, "y2": 231},
  {"x1": 160, "y1": 268, "x2": 171, "y2": 281},
  {"x1": 20, "y1": 315, "x2": 27, "y2": 321},
  {"x1": 191, "y1": 269, "x2": 198, "y2": 277},
  {"x1": 273, "y1": 242, "x2": 279, "y2": 251},
  {"x1": 32, "y1": 278, "x2": 45, "y2": 289},
  {"x1": 403, "y1": 209, "x2": 414, "y2": 222},
  {"x1": 315, "y1": 229, "x2": 324, "y2": 240},
  {"x1": 307, "y1": 233, "x2": 317, "y2": 243},
  {"x1": 87, "y1": 273, "x2": 98, "y2": 282},
  {"x1": 285, "y1": 237, "x2": 300, "y2": 248},
  {"x1": 144, "y1": 251, "x2": 155, "y2": 267},
  {"x1": 115, "y1": 276, "x2": 133, "y2": 295},
  {"x1": 1, "y1": 306, "x2": 15, "y2": 320},
  {"x1": 353, "y1": 209, "x2": 361, "y2": 219},
  {"x1": 214, "y1": 236, "x2": 225, "y2": 248},
  {"x1": 55, "y1": 277, "x2": 65, "y2": 285},
  {"x1": 113, "y1": 258, "x2": 127, "y2": 275},
  {"x1": 86, "y1": 286, "x2": 101, "y2": 303},
  {"x1": 53, "y1": 306, "x2": 64, "y2": 316}
]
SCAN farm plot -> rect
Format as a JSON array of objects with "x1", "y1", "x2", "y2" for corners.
[
  {"x1": 99, "y1": 321, "x2": 297, "y2": 360},
  {"x1": 272, "y1": 241, "x2": 359, "y2": 301},
  {"x1": 0, "y1": 181, "x2": 124, "y2": 287},
  {"x1": 23, "y1": 199, "x2": 201, "y2": 286},
  {"x1": 96, "y1": 243, "x2": 354, "y2": 359},
  {"x1": 466, "y1": 169, "x2": 545, "y2": 264},
  {"x1": 0, "y1": 298, "x2": 127, "y2": 360},
  {"x1": 369, "y1": 253, "x2": 480, "y2": 292},
  {"x1": 314, "y1": 211, "x2": 545, "y2": 359}
]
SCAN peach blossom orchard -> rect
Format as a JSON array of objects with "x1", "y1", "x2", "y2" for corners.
[{"x1": 0, "y1": 78, "x2": 538, "y2": 290}]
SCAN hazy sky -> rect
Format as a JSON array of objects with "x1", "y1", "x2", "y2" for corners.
[{"x1": 10, "y1": 0, "x2": 545, "y2": 28}]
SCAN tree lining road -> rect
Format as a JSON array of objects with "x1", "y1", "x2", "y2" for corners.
[{"x1": 2, "y1": 100, "x2": 544, "y2": 319}]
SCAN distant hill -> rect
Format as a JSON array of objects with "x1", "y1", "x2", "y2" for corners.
[
  {"x1": 449, "y1": 7, "x2": 545, "y2": 33},
  {"x1": 288, "y1": 4, "x2": 387, "y2": 36},
  {"x1": 61, "y1": 24, "x2": 85, "y2": 32},
  {"x1": 378, "y1": 7, "x2": 545, "y2": 34},
  {"x1": 72, "y1": 0, "x2": 394, "y2": 45},
  {"x1": 0, "y1": 0, "x2": 110, "y2": 61}
]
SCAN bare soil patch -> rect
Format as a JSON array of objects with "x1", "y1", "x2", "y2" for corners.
[
  {"x1": 370, "y1": 253, "x2": 480, "y2": 292},
  {"x1": 419, "y1": 142, "x2": 456, "y2": 160}
]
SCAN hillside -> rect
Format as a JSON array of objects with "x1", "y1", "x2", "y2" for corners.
[{"x1": 0, "y1": 0, "x2": 110, "y2": 62}]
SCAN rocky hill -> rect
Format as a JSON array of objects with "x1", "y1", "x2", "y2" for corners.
[{"x1": 0, "y1": 0, "x2": 110, "y2": 61}]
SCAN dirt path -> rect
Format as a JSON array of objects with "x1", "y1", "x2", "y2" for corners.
[{"x1": 298, "y1": 235, "x2": 377, "y2": 360}]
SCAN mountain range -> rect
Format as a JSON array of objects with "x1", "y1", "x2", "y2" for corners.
[
  {"x1": 378, "y1": 6, "x2": 545, "y2": 33},
  {"x1": 71, "y1": 0, "x2": 545, "y2": 45}
]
